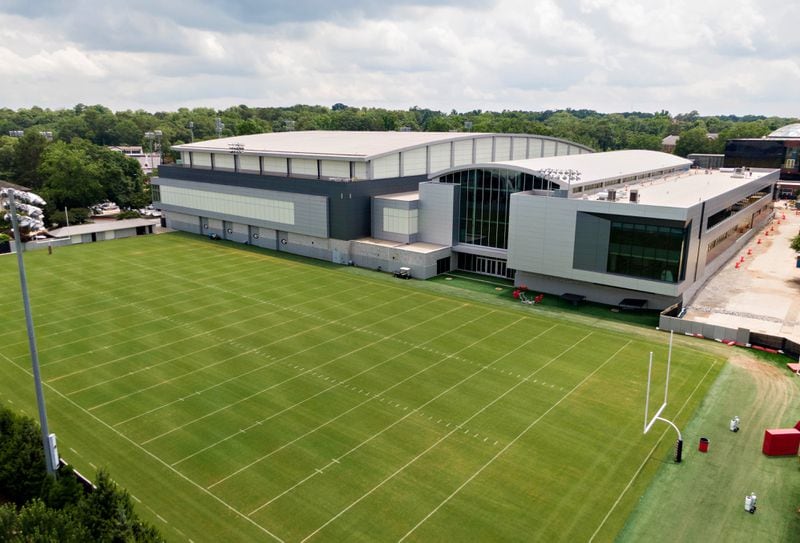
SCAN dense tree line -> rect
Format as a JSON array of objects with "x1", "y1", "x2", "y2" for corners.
[
  {"x1": 0, "y1": 406, "x2": 162, "y2": 542},
  {"x1": 0, "y1": 103, "x2": 796, "y2": 158}
]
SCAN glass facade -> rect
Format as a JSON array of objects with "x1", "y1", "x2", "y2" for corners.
[
  {"x1": 607, "y1": 220, "x2": 688, "y2": 282},
  {"x1": 457, "y1": 253, "x2": 514, "y2": 279},
  {"x1": 440, "y1": 168, "x2": 557, "y2": 249}
]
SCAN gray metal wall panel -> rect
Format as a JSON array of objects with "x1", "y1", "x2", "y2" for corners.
[
  {"x1": 418, "y1": 182, "x2": 457, "y2": 246},
  {"x1": 572, "y1": 212, "x2": 611, "y2": 272},
  {"x1": 156, "y1": 165, "x2": 425, "y2": 240},
  {"x1": 155, "y1": 178, "x2": 329, "y2": 238},
  {"x1": 371, "y1": 198, "x2": 416, "y2": 244}
]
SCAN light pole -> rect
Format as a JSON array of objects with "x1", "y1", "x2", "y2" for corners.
[
  {"x1": 0, "y1": 188, "x2": 57, "y2": 475},
  {"x1": 144, "y1": 130, "x2": 163, "y2": 174}
]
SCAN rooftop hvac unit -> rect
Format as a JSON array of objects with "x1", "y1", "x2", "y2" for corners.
[
  {"x1": 607, "y1": 189, "x2": 616, "y2": 201},
  {"x1": 630, "y1": 189, "x2": 639, "y2": 203}
]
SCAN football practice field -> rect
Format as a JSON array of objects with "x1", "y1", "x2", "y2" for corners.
[{"x1": 0, "y1": 233, "x2": 722, "y2": 542}]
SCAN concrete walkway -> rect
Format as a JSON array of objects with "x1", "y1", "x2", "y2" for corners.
[{"x1": 683, "y1": 201, "x2": 800, "y2": 344}]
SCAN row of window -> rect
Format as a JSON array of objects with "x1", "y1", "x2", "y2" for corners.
[{"x1": 706, "y1": 185, "x2": 771, "y2": 229}]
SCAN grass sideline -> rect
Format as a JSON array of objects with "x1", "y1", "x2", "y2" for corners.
[{"x1": 0, "y1": 233, "x2": 722, "y2": 541}]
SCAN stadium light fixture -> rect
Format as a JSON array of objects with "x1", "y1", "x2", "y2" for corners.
[{"x1": 0, "y1": 188, "x2": 58, "y2": 475}]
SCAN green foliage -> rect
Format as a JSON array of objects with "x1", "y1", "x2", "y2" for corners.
[
  {"x1": 0, "y1": 406, "x2": 163, "y2": 542},
  {"x1": 116, "y1": 210, "x2": 141, "y2": 220},
  {"x1": 38, "y1": 140, "x2": 105, "y2": 209},
  {"x1": 790, "y1": 233, "x2": 800, "y2": 252},
  {"x1": 48, "y1": 208, "x2": 91, "y2": 228},
  {"x1": 12, "y1": 131, "x2": 49, "y2": 189},
  {"x1": 0, "y1": 233, "x2": 9, "y2": 242},
  {"x1": 15, "y1": 499, "x2": 89, "y2": 542},
  {"x1": 674, "y1": 126, "x2": 713, "y2": 156},
  {"x1": 0, "y1": 408, "x2": 49, "y2": 504}
]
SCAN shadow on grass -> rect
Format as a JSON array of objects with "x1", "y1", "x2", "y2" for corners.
[{"x1": 427, "y1": 270, "x2": 660, "y2": 329}]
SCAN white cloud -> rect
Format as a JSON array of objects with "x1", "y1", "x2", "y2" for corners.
[{"x1": 0, "y1": 1, "x2": 797, "y2": 117}]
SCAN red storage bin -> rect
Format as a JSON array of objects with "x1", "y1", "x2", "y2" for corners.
[{"x1": 762, "y1": 428, "x2": 800, "y2": 456}]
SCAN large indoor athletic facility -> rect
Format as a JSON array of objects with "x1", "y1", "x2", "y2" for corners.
[{"x1": 153, "y1": 131, "x2": 778, "y2": 308}]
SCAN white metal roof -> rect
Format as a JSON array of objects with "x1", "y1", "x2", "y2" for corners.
[
  {"x1": 173, "y1": 131, "x2": 494, "y2": 160},
  {"x1": 49, "y1": 218, "x2": 159, "y2": 237},
  {"x1": 172, "y1": 130, "x2": 592, "y2": 162},
  {"x1": 433, "y1": 150, "x2": 692, "y2": 187},
  {"x1": 768, "y1": 123, "x2": 800, "y2": 138},
  {"x1": 587, "y1": 168, "x2": 776, "y2": 207}
]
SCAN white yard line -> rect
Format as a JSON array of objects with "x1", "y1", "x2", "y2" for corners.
[
  {"x1": 139, "y1": 293, "x2": 438, "y2": 445},
  {"x1": 248, "y1": 322, "x2": 563, "y2": 516},
  {"x1": 79, "y1": 286, "x2": 377, "y2": 402},
  {"x1": 0, "y1": 349, "x2": 285, "y2": 543},
  {"x1": 587, "y1": 359, "x2": 719, "y2": 542},
  {"x1": 177, "y1": 303, "x2": 467, "y2": 468},
  {"x1": 203, "y1": 304, "x2": 488, "y2": 485},
  {"x1": 44, "y1": 273, "x2": 358, "y2": 372},
  {"x1": 397, "y1": 340, "x2": 631, "y2": 542},
  {"x1": 113, "y1": 290, "x2": 421, "y2": 427},
  {"x1": 48, "y1": 280, "x2": 367, "y2": 382}
]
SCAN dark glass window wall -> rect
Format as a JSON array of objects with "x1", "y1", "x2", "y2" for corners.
[
  {"x1": 440, "y1": 168, "x2": 557, "y2": 249},
  {"x1": 607, "y1": 221, "x2": 688, "y2": 282}
]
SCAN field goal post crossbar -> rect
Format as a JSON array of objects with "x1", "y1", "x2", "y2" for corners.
[{"x1": 643, "y1": 331, "x2": 683, "y2": 462}]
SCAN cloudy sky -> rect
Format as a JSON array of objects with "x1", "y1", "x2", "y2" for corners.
[{"x1": 0, "y1": 0, "x2": 797, "y2": 116}]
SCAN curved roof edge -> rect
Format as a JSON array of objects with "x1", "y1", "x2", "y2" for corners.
[
  {"x1": 768, "y1": 123, "x2": 800, "y2": 138},
  {"x1": 171, "y1": 130, "x2": 594, "y2": 162},
  {"x1": 429, "y1": 150, "x2": 692, "y2": 186}
]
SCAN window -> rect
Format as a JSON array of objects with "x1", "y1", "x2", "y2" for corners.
[
  {"x1": 440, "y1": 168, "x2": 552, "y2": 249},
  {"x1": 151, "y1": 185, "x2": 161, "y2": 202},
  {"x1": 607, "y1": 220, "x2": 688, "y2": 282}
]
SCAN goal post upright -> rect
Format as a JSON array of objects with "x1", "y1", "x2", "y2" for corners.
[{"x1": 643, "y1": 331, "x2": 683, "y2": 462}]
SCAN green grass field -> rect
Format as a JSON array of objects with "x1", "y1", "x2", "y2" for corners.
[{"x1": 0, "y1": 233, "x2": 723, "y2": 542}]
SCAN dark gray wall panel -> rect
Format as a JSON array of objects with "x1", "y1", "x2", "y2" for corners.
[{"x1": 156, "y1": 165, "x2": 424, "y2": 240}]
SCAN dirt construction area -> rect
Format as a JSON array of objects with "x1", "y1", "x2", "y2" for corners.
[{"x1": 684, "y1": 201, "x2": 800, "y2": 344}]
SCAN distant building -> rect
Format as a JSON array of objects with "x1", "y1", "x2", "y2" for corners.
[
  {"x1": 109, "y1": 145, "x2": 162, "y2": 174},
  {"x1": 662, "y1": 133, "x2": 718, "y2": 154},
  {"x1": 724, "y1": 124, "x2": 800, "y2": 180},
  {"x1": 661, "y1": 135, "x2": 679, "y2": 153},
  {"x1": 687, "y1": 153, "x2": 725, "y2": 169},
  {"x1": 48, "y1": 218, "x2": 159, "y2": 245}
]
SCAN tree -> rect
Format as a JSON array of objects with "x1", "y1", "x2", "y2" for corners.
[
  {"x1": 16, "y1": 499, "x2": 89, "y2": 542},
  {"x1": 0, "y1": 408, "x2": 49, "y2": 504},
  {"x1": 38, "y1": 141, "x2": 105, "y2": 209},
  {"x1": 790, "y1": 232, "x2": 800, "y2": 253},
  {"x1": 12, "y1": 131, "x2": 49, "y2": 189},
  {"x1": 674, "y1": 127, "x2": 712, "y2": 157},
  {"x1": 76, "y1": 469, "x2": 161, "y2": 542}
]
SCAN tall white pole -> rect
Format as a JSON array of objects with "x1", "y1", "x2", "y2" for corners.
[{"x1": 7, "y1": 190, "x2": 56, "y2": 475}]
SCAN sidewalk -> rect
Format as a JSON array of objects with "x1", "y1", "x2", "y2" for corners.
[{"x1": 683, "y1": 201, "x2": 800, "y2": 344}]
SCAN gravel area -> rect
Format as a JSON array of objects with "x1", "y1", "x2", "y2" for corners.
[{"x1": 683, "y1": 201, "x2": 800, "y2": 343}]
